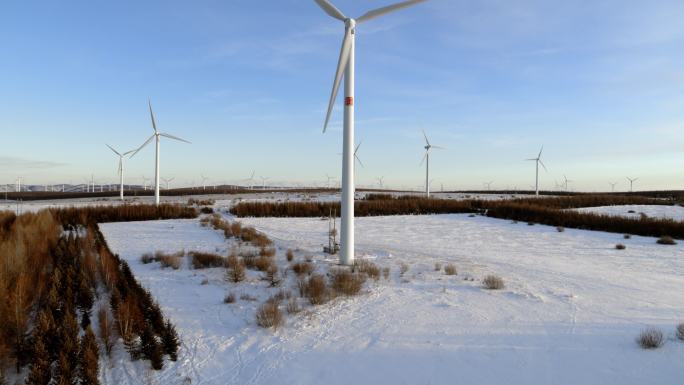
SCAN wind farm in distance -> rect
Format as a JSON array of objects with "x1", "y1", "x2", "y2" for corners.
[{"x1": 2, "y1": 1, "x2": 684, "y2": 385}]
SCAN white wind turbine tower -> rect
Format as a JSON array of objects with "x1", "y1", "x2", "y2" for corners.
[
  {"x1": 201, "y1": 175, "x2": 210, "y2": 191},
  {"x1": 131, "y1": 100, "x2": 191, "y2": 205},
  {"x1": 483, "y1": 181, "x2": 494, "y2": 191},
  {"x1": 106, "y1": 144, "x2": 134, "y2": 201},
  {"x1": 420, "y1": 130, "x2": 445, "y2": 198},
  {"x1": 563, "y1": 175, "x2": 573, "y2": 192},
  {"x1": 142, "y1": 176, "x2": 151, "y2": 191},
  {"x1": 525, "y1": 146, "x2": 547, "y2": 196},
  {"x1": 609, "y1": 181, "x2": 618, "y2": 193},
  {"x1": 325, "y1": 174, "x2": 336, "y2": 189},
  {"x1": 15, "y1": 177, "x2": 22, "y2": 192},
  {"x1": 244, "y1": 171, "x2": 256, "y2": 190},
  {"x1": 315, "y1": 0, "x2": 428, "y2": 265},
  {"x1": 161, "y1": 177, "x2": 174, "y2": 190},
  {"x1": 376, "y1": 176, "x2": 385, "y2": 189},
  {"x1": 260, "y1": 176, "x2": 269, "y2": 190},
  {"x1": 626, "y1": 177, "x2": 639, "y2": 193}
]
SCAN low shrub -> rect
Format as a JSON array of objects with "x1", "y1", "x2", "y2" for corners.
[
  {"x1": 657, "y1": 236, "x2": 677, "y2": 245},
  {"x1": 157, "y1": 251, "x2": 183, "y2": 270},
  {"x1": 141, "y1": 253, "x2": 155, "y2": 264},
  {"x1": 444, "y1": 264, "x2": 457, "y2": 275},
  {"x1": 483, "y1": 275, "x2": 504, "y2": 290},
  {"x1": 189, "y1": 251, "x2": 224, "y2": 269},
  {"x1": 256, "y1": 299, "x2": 284, "y2": 329},
  {"x1": 226, "y1": 255, "x2": 246, "y2": 283},
  {"x1": 356, "y1": 260, "x2": 380, "y2": 281},
  {"x1": 303, "y1": 274, "x2": 329, "y2": 305},
  {"x1": 330, "y1": 269, "x2": 366, "y2": 296},
  {"x1": 636, "y1": 328, "x2": 664, "y2": 349},
  {"x1": 292, "y1": 261, "x2": 314, "y2": 276},
  {"x1": 266, "y1": 265, "x2": 280, "y2": 287},
  {"x1": 224, "y1": 293, "x2": 236, "y2": 304},
  {"x1": 382, "y1": 267, "x2": 390, "y2": 280},
  {"x1": 676, "y1": 324, "x2": 684, "y2": 341},
  {"x1": 615, "y1": 244, "x2": 626, "y2": 250},
  {"x1": 200, "y1": 207, "x2": 214, "y2": 214},
  {"x1": 286, "y1": 249, "x2": 294, "y2": 262},
  {"x1": 254, "y1": 255, "x2": 274, "y2": 272},
  {"x1": 259, "y1": 247, "x2": 276, "y2": 258}
]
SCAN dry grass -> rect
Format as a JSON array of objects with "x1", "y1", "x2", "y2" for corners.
[
  {"x1": 224, "y1": 293, "x2": 236, "y2": 304},
  {"x1": 256, "y1": 299, "x2": 284, "y2": 329},
  {"x1": 636, "y1": 328, "x2": 664, "y2": 349},
  {"x1": 266, "y1": 265, "x2": 280, "y2": 287},
  {"x1": 286, "y1": 298, "x2": 301, "y2": 314},
  {"x1": 483, "y1": 275, "x2": 504, "y2": 290},
  {"x1": 330, "y1": 269, "x2": 366, "y2": 296},
  {"x1": 226, "y1": 254, "x2": 246, "y2": 283},
  {"x1": 302, "y1": 274, "x2": 329, "y2": 305},
  {"x1": 444, "y1": 264, "x2": 458, "y2": 275},
  {"x1": 157, "y1": 252, "x2": 183, "y2": 270},
  {"x1": 189, "y1": 251, "x2": 224, "y2": 269},
  {"x1": 292, "y1": 261, "x2": 314, "y2": 276},
  {"x1": 254, "y1": 255, "x2": 274, "y2": 272},
  {"x1": 356, "y1": 260, "x2": 380, "y2": 281},
  {"x1": 399, "y1": 263, "x2": 409, "y2": 276},
  {"x1": 615, "y1": 244, "x2": 626, "y2": 250},
  {"x1": 240, "y1": 293, "x2": 257, "y2": 301},
  {"x1": 286, "y1": 249, "x2": 294, "y2": 262},
  {"x1": 382, "y1": 267, "x2": 390, "y2": 280},
  {"x1": 657, "y1": 235, "x2": 677, "y2": 245}
]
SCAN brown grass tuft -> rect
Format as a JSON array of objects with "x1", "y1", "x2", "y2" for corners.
[
  {"x1": 286, "y1": 249, "x2": 294, "y2": 262},
  {"x1": 356, "y1": 260, "x2": 380, "y2": 281},
  {"x1": 483, "y1": 275, "x2": 504, "y2": 290},
  {"x1": 256, "y1": 299, "x2": 284, "y2": 329},
  {"x1": 656, "y1": 235, "x2": 677, "y2": 245},
  {"x1": 615, "y1": 244, "x2": 626, "y2": 250},
  {"x1": 636, "y1": 328, "x2": 664, "y2": 349},
  {"x1": 330, "y1": 269, "x2": 366, "y2": 296},
  {"x1": 224, "y1": 293, "x2": 236, "y2": 304},
  {"x1": 444, "y1": 264, "x2": 458, "y2": 275},
  {"x1": 189, "y1": 251, "x2": 224, "y2": 269},
  {"x1": 226, "y1": 254, "x2": 246, "y2": 283},
  {"x1": 292, "y1": 261, "x2": 314, "y2": 276},
  {"x1": 303, "y1": 274, "x2": 329, "y2": 305}
]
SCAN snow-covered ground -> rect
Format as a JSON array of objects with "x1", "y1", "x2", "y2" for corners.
[
  {"x1": 100, "y1": 212, "x2": 684, "y2": 385},
  {"x1": 574, "y1": 204, "x2": 684, "y2": 221}
]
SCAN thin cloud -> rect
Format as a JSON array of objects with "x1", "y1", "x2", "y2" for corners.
[{"x1": 0, "y1": 156, "x2": 66, "y2": 170}]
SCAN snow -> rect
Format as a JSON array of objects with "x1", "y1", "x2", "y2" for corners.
[
  {"x1": 99, "y1": 211, "x2": 684, "y2": 385},
  {"x1": 574, "y1": 204, "x2": 684, "y2": 222}
]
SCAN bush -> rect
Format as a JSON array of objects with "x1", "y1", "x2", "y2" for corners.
[
  {"x1": 303, "y1": 274, "x2": 329, "y2": 305},
  {"x1": 256, "y1": 299, "x2": 284, "y2": 329},
  {"x1": 677, "y1": 324, "x2": 684, "y2": 341},
  {"x1": 254, "y1": 255, "x2": 274, "y2": 272},
  {"x1": 226, "y1": 255, "x2": 246, "y2": 283},
  {"x1": 330, "y1": 269, "x2": 366, "y2": 296},
  {"x1": 656, "y1": 236, "x2": 677, "y2": 245},
  {"x1": 292, "y1": 261, "x2": 314, "y2": 276},
  {"x1": 189, "y1": 251, "x2": 224, "y2": 269},
  {"x1": 286, "y1": 249, "x2": 294, "y2": 262},
  {"x1": 157, "y1": 251, "x2": 183, "y2": 270},
  {"x1": 615, "y1": 244, "x2": 626, "y2": 250},
  {"x1": 141, "y1": 253, "x2": 155, "y2": 264},
  {"x1": 356, "y1": 260, "x2": 380, "y2": 281},
  {"x1": 483, "y1": 275, "x2": 504, "y2": 290},
  {"x1": 224, "y1": 293, "x2": 236, "y2": 304},
  {"x1": 266, "y1": 265, "x2": 280, "y2": 287},
  {"x1": 636, "y1": 328, "x2": 664, "y2": 349},
  {"x1": 444, "y1": 264, "x2": 457, "y2": 275},
  {"x1": 200, "y1": 206, "x2": 214, "y2": 214},
  {"x1": 382, "y1": 267, "x2": 390, "y2": 280}
]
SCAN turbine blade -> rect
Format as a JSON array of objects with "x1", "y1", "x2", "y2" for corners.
[
  {"x1": 354, "y1": 141, "x2": 362, "y2": 155},
  {"x1": 314, "y1": 0, "x2": 347, "y2": 21},
  {"x1": 431, "y1": 145, "x2": 446, "y2": 150},
  {"x1": 148, "y1": 99, "x2": 158, "y2": 133},
  {"x1": 323, "y1": 28, "x2": 352, "y2": 133},
  {"x1": 357, "y1": 0, "x2": 428, "y2": 23},
  {"x1": 355, "y1": 154, "x2": 364, "y2": 168},
  {"x1": 160, "y1": 132, "x2": 191, "y2": 144},
  {"x1": 419, "y1": 152, "x2": 427, "y2": 166},
  {"x1": 122, "y1": 150, "x2": 135, "y2": 156},
  {"x1": 422, "y1": 129, "x2": 430, "y2": 146},
  {"x1": 106, "y1": 144, "x2": 121, "y2": 156},
  {"x1": 130, "y1": 134, "x2": 155, "y2": 158},
  {"x1": 538, "y1": 145, "x2": 544, "y2": 158},
  {"x1": 539, "y1": 159, "x2": 548, "y2": 172}
]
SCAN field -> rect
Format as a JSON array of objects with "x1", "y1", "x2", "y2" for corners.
[{"x1": 95, "y1": 196, "x2": 684, "y2": 385}]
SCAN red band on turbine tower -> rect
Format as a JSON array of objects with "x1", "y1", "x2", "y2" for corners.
[{"x1": 345, "y1": 97, "x2": 354, "y2": 106}]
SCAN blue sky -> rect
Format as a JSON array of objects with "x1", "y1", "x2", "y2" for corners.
[{"x1": 1, "y1": 0, "x2": 683, "y2": 191}]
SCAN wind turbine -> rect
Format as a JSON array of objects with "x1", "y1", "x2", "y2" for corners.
[
  {"x1": 260, "y1": 176, "x2": 269, "y2": 190},
  {"x1": 201, "y1": 174, "x2": 210, "y2": 191},
  {"x1": 130, "y1": 100, "x2": 191, "y2": 205},
  {"x1": 315, "y1": 0, "x2": 428, "y2": 265},
  {"x1": 420, "y1": 130, "x2": 444, "y2": 198},
  {"x1": 609, "y1": 181, "x2": 618, "y2": 193},
  {"x1": 161, "y1": 177, "x2": 174, "y2": 190},
  {"x1": 325, "y1": 174, "x2": 336, "y2": 189},
  {"x1": 626, "y1": 177, "x2": 639, "y2": 193},
  {"x1": 142, "y1": 176, "x2": 151, "y2": 191},
  {"x1": 563, "y1": 175, "x2": 573, "y2": 192},
  {"x1": 244, "y1": 171, "x2": 256, "y2": 190},
  {"x1": 525, "y1": 146, "x2": 547, "y2": 196},
  {"x1": 483, "y1": 181, "x2": 494, "y2": 191},
  {"x1": 15, "y1": 177, "x2": 22, "y2": 192},
  {"x1": 376, "y1": 176, "x2": 385, "y2": 189},
  {"x1": 106, "y1": 144, "x2": 134, "y2": 201}
]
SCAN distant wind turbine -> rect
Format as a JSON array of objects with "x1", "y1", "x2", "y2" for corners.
[
  {"x1": 609, "y1": 181, "x2": 618, "y2": 193},
  {"x1": 626, "y1": 177, "x2": 639, "y2": 193},
  {"x1": 483, "y1": 181, "x2": 494, "y2": 191},
  {"x1": 525, "y1": 146, "x2": 547, "y2": 196},
  {"x1": 260, "y1": 176, "x2": 269, "y2": 190},
  {"x1": 130, "y1": 100, "x2": 191, "y2": 205},
  {"x1": 106, "y1": 144, "x2": 134, "y2": 201},
  {"x1": 315, "y1": 0, "x2": 429, "y2": 266},
  {"x1": 244, "y1": 171, "x2": 256, "y2": 190},
  {"x1": 201, "y1": 174, "x2": 210, "y2": 191},
  {"x1": 563, "y1": 175, "x2": 573, "y2": 192},
  {"x1": 376, "y1": 176, "x2": 385, "y2": 189},
  {"x1": 161, "y1": 177, "x2": 174, "y2": 190},
  {"x1": 142, "y1": 176, "x2": 151, "y2": 191},
  {"x1": 420, "y1": 130, "x2": 444, "y2": 198}
]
